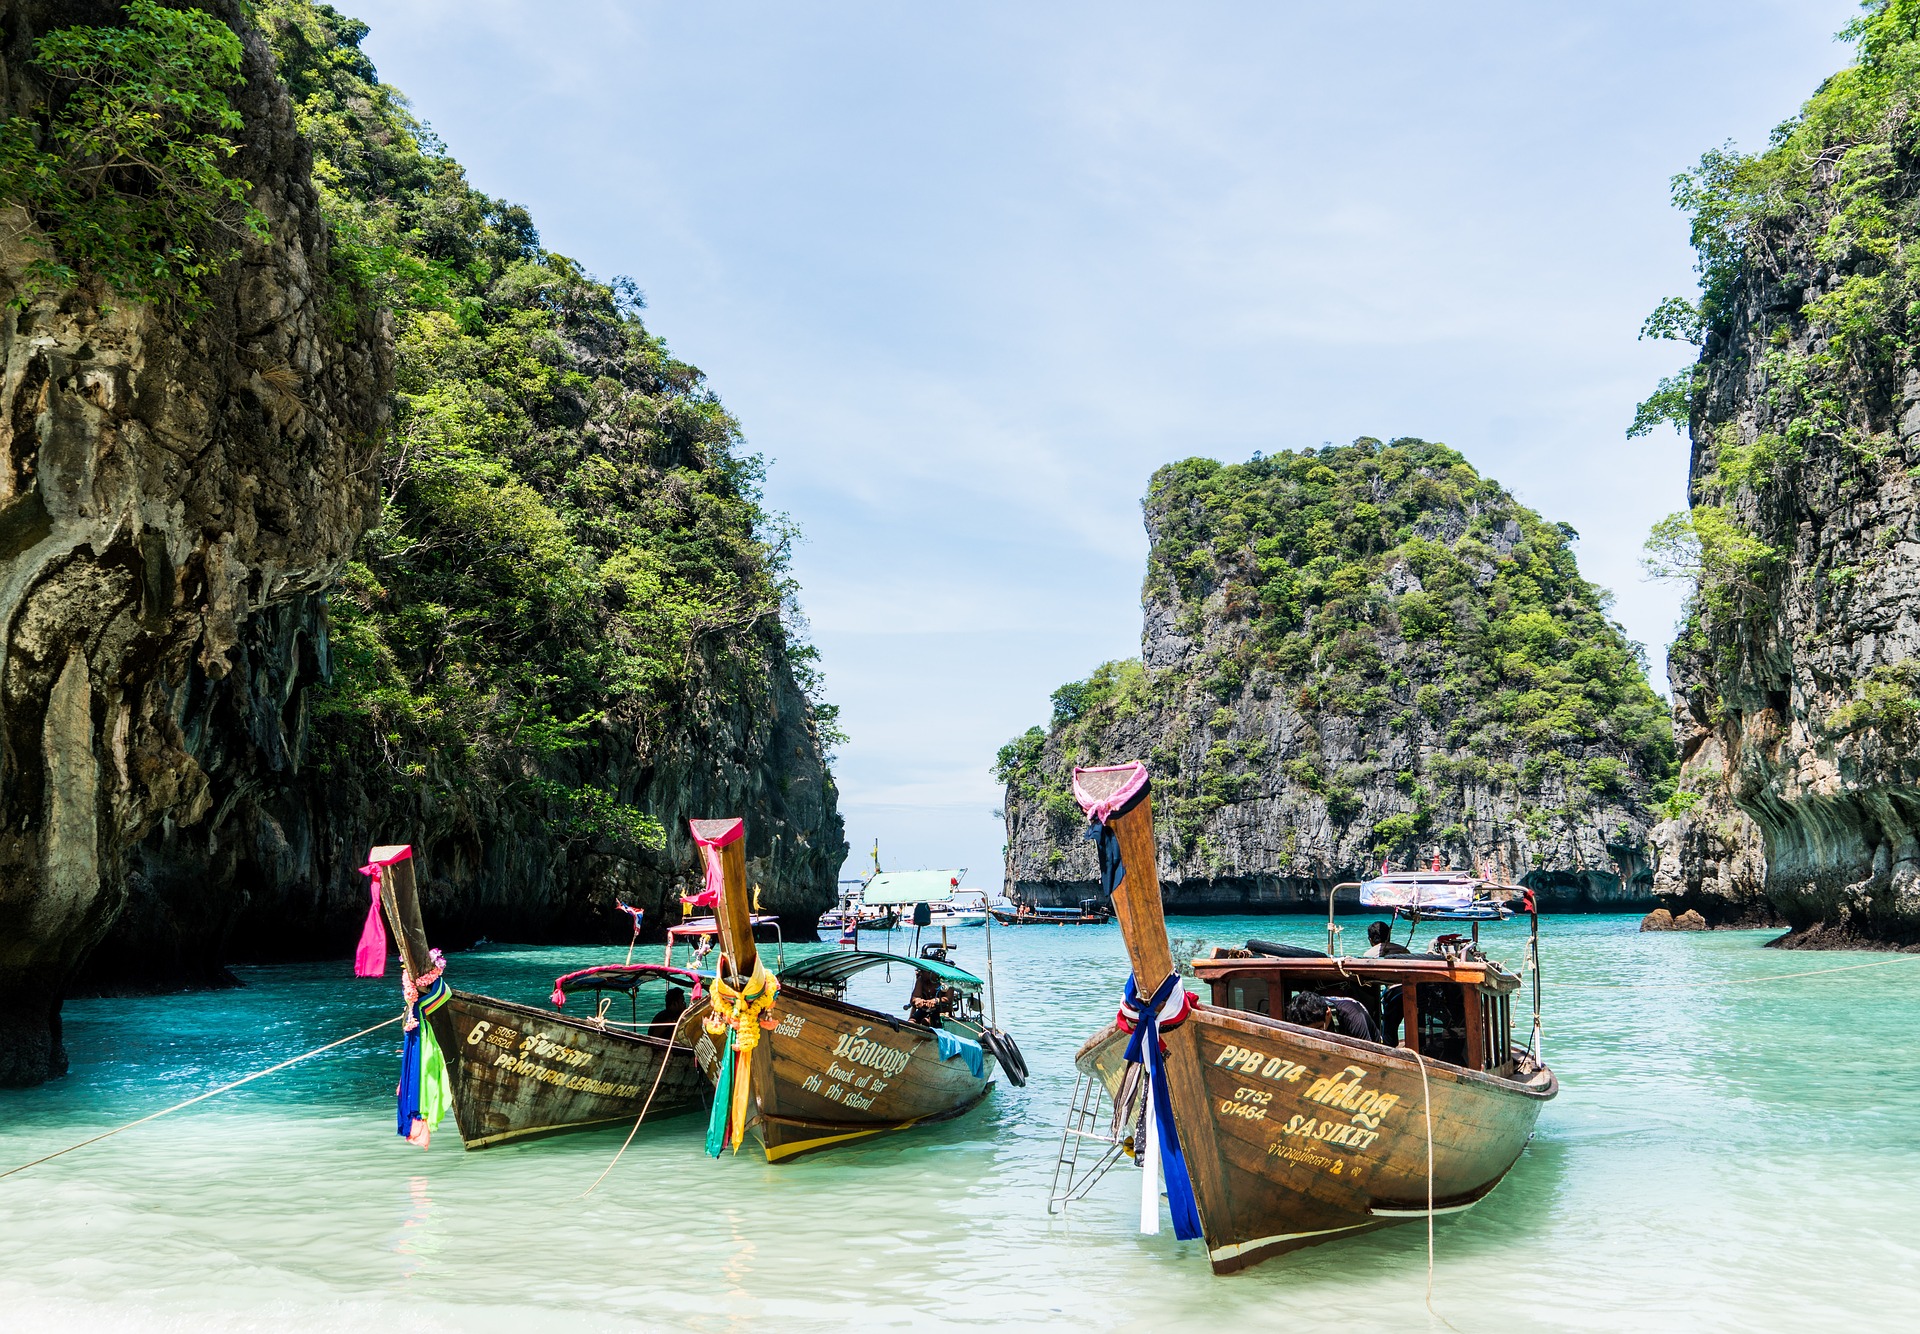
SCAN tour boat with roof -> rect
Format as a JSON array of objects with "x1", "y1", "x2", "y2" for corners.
[
  {"x1": 1056, "y1": 763, "x2": 1556, "y2": 1274},
  {"x1": 681, "y1": 819, "x2": 1027, "y2": 1161},
  {"x1": 356, "y1": 844, "x2": 709, "y2": 1150}
]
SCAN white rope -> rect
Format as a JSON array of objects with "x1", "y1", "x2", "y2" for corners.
[
  {"x1": 0, "y1": 1013, "x2": 403, "y2": 1183},
  {"x1": 1408, "y1": 1046, "x2": 1461, "y2": 1333},
  {"x1": 579, "y1": 1029, "x2": 685, "y2": 1198}
]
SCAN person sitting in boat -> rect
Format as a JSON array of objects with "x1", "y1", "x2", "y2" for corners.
[
  {"x1": 1286, "y1": 989, "x2": 1377, "y2": 1042},
  {"x1": 1363, "y1": 921, "x2": 1411, "y2": 957},
  {"x1": 649, "y1": 986, "x2": 689, "y2": 1037},
  {"x1": 905, "y1": 960, "x2": 959, "y2": 1024}
]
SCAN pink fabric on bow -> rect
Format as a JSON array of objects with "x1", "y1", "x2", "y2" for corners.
[
  {"x1": 687, "y1": 818, "x2": 743, "y2": 908},
  {"x1": 354, "y1": 845, "x2": 414, "y2": 978},
  {"x1": 1071, "y1": 762, "x2": 1149, "y2": 823}
]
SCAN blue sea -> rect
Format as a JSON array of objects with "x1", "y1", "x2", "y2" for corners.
[{"x1": 2, "y1": 915, "x2": 1915, "y2": 1331}]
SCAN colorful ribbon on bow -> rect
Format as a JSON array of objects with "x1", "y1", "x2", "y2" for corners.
[
  {"x1": 1120, "y1": 971, "x2": 1202, "y2": 1240},
  {"x1": 702, "y1": 955, "x2": 781, "y2": 1156},
  {"x1": 354, "y1": 846, "x2": 413, "y2": 977},
  {"x1": 396, "y1": 949, "x2": 453, "y2": 1149}
]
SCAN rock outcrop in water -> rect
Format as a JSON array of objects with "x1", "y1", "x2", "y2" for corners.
[
  {"x1": 1, "y1": 0, "x2": 843, "y2": 1086},
  {"x1": 999, "y1": 440, "x2": 1675, "y2": 914},
  {"x1": 1644, "y1": 4, "x2": 1920, "y2": 947}
]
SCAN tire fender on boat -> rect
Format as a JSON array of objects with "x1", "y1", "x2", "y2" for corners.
[{"x1": 983, "y1": 1028, "x2": 1029, "y2": 1087}]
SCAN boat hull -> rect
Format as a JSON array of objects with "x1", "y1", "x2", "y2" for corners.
[
  {"x1": 988, "y1": 909, "x2": 1111, "y2": 926},
  {"x1": 689, "y1": 988, "x2": 993, "y2": 1161},
  {"x1": 436, "y1": 991, "x2": 708, "y2": 1149},
  {"x1": 1078, "y1": 1005, "x2": 1554, "y2": 1272}
]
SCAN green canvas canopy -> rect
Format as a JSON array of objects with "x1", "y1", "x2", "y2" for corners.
[
  {"x1": 779, "y1": 949, "x2": 983, "y2": 992},
  {"x1": 862, "y1": 870, "x2": 962, "y2": 905}
]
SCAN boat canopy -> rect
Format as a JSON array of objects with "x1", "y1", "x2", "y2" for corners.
[
  {"x1": 1359, "y1": 872, "x2": 1480, "y2": 910},
  {"x1": 779, "y1": 949, "x2": 982, "y2": 992},
  {"x1": 669, "y1": 913, "x2": 779, "y2": 938},
  {"x1": 549, "y1": 963, "x2": 705, "y2": 1008},
  {"x1": 863, "y1": 870, "x2": 961, "y2": 906}
]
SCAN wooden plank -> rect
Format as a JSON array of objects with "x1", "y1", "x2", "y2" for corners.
[
  {"x1": 1464, "y1": 985, "x2": 1485, "y2": 1070},
  {"x1": 1401, "y1": 984, "x2": 1419, "y2": 1055},
  {"x1": 1106, "y1": 785, "x2": 1174, "y2": 994},
  {"x1": 691, "y1": 818, "x2": 754, "y2": 979},
  {"x1": 378, "y1": 851, "x2": 433, "y2": 982}
]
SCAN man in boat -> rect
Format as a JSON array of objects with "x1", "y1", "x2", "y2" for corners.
[
  {"x1": 1362, "y1": 921, "x2": 1411, "y2": 957},
  {"x1": 905, "y1": 955, "x2": 960, "y2": 1024},
  {"x1": 649, "y1": 986, "x2": 689, "y2": 1038},
  {"x1": 1285, "y1": 990, "x2": 1378, "y2": 1042}
]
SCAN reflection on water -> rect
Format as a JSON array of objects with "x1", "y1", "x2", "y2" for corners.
[{"x1": 2, "y1": 916, "x2": 1918, "y2": 1330}]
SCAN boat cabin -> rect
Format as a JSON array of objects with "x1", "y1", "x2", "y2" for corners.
[{"x1": 1191, "y1": 945, "x2": 1525, "y2": 1075}]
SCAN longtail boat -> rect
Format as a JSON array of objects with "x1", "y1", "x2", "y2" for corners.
[
  {"x1": 682, "y1": 818, "x2": 1021, "y2": 1161},
  {"x1": 359, "y1": 844, "x2": 709, "y2": 1150},
  {"x1": 989, "y1": 901, "x2": 1113, "y2": 926},
  {"x1": 1063, "y1": 764, "x2": 1556, "y2": 1274}
]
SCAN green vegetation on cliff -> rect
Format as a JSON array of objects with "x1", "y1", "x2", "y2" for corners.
[
  {"x1": 1000, "y1": 438, "x2": 1674, "y2": 864},
  {"x1": 0, "y1": 0, "x2": 265, "y2": 314},
  {"x1": 261, "y1": 2, "x2": 838, "y2": 847},
  {"x1": 1637, "y1": 0, "x2": 1920, "y2": 734}
]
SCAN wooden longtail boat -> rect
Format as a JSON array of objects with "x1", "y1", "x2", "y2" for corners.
[
  {"x1": 1065, "y1": 765, "x2": 1557, "y2": 1274},
  {"x1": 367, "y1": 844, "x2": 709, "y2": 1149},
  {"x1": 988, "y1": 902, "x2": 1113, "y2": 926},
  {"x1": 682, "y1": 818, "x2": 1015, "y2": 1161}
]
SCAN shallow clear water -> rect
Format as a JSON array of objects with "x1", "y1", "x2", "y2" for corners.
[{"x1": 2, "y1": 915, "x2": 1917, "y2": 1331}]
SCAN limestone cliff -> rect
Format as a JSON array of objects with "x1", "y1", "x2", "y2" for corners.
[
  {"x1": 77, "y1": 1, "x2": 846, "y2": 988},
  {"x1": 0, "y1": 0, "x2": 388, "y2": 1081},
  {"x1": 1, "y1": 0, "x2": 843, "y2": 1086},
  {"x1": 1000, "y1": 440, "x2": 1674, "y2": 913},
  {"x1": 1647, "y1": 2, "x2": 1920, "y2": 946}
]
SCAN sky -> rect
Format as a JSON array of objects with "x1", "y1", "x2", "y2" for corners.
[{"x1": 347, "y1": 0, "x2": 1860, "y2": 888}]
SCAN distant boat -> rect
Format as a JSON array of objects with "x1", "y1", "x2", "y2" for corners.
[
  {"x1": 926, "y1": 889, "x2": 997, "y2": 928},
  {"x1": 1351, "y1": 868, "x2": 1524, "y2": 927},
  {"x1": 990, "y1": 899, "x2": 1114, "y2": 926},
  {"x1": 681, "y1": 819, "x2": 1023, "y2": 1161},
  {"x1": 1060, "y1": 763, "x2": 1556, "y2": 1274},
  {"x1": 362, "y1": 844, "x2": 708, "y2": 1151}
]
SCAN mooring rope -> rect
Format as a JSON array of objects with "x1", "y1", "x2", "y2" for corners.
[
  {"x1": 0, "y1": 1013, "x2": 403, "y2": 1183},
  {"x1": 1408, "y1": 1046, "x2": 1462, "y2": 1334},
  {"x1": 579, "y1": 1029, "x2": 685, "y2": 1198}
]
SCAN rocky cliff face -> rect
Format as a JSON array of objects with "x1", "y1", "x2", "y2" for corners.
[
  {"x1": 1000, "y1": 440, "x2": 1674, "y2": 913},
  {"x1": 75, "y1": 0, "x2": 846, "y2": 989},
  {"x1": 1, "y1": 0, "x2": 843, "y2": 1086},
  {"x1": 0, "y1": 0, "x2": 388, "y2": 1082},
  {"x1": 1649, "y1": 4, "x2": 1920, "y2": 946}
]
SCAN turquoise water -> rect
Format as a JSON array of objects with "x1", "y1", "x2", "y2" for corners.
[{"x1": 2, "y1": 915, "x2": 1917, "y2": 1331}]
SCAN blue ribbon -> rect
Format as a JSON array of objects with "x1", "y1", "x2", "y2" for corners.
[
  {"x1": 1122, "y1": 972, "x2": 1203, "y2": 1241},
  {"x1": 396, "y1": 1023, "x2": 423, "y2": 1138},
  {"x1": 396, "y1": 976, "x2": 452, "y2": 1138},
  {"x1": 1084, "y1": 817, "x2": 1126, "y2": 897}
]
